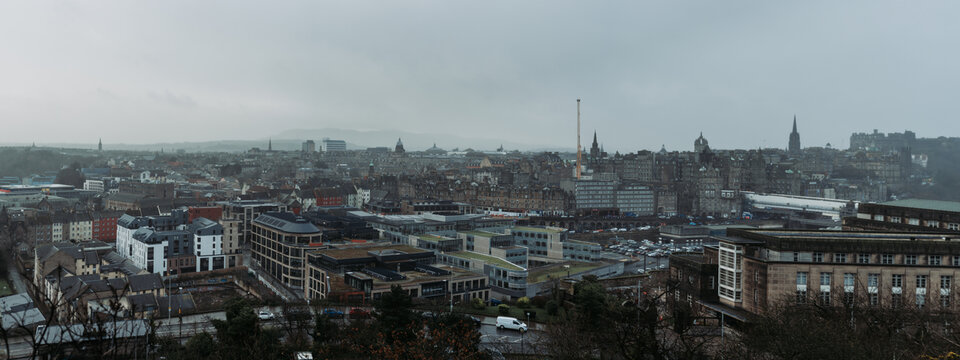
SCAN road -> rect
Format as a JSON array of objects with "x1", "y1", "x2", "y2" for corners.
[{"x1": 4, "y1": 256, "x2": 28, "y2": 294}]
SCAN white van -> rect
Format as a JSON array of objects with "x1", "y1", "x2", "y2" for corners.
[{"x1": 496, "y1": 316, "x2": 528, "y2": 332}]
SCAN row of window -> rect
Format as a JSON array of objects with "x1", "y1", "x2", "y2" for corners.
[
  {"x1": 798, "y1": 290, "x2": 952, "y2": 308},
  {"x1": 798, "y1": 271, "x2": 952, "y2": 290},
  {"x1": 795, "y1": 252, "x2": 960, "y2": 266}
]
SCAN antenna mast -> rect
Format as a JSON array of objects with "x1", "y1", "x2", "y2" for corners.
[{"x1": 576, "y1": 98, "x2": 582, "y2": 180}]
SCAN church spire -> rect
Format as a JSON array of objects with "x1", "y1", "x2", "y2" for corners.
[
  {"x1": 789, "y1": 115, "x2": 801, "y2": 155},
  {"x1": 98, "y1": 138, "x2": 102, "y2": 152},
  {"x1": 268, "y1": 138, "x2": 272, "y2": 151}
]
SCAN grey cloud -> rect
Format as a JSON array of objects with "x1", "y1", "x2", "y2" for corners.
[{"x1": 147, "y1": 90, "x2": 197, "y2": 108}]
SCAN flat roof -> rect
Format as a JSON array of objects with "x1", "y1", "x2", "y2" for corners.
[
  {"x1": 417, "y1": 234, "x2": 456, "y2": 242},
  {"x1": 447, "y1": 251, "x2": 524, "y2": 271},
  {"x1": 528, "y1": 262, "x2": 609, "y2": 283},
  {"x1": 316, "y1": 244, "x2": 430, "y2": 260},
  {"x1": 880, "y1": 199, "x2": 960, "y2": 213},
  {"x1": 459, "y1": 230, "x2": 503, "y2": 237},
  {"x1": 512, "y1": 226, "x2": 563, "y2": 234},
  {"x1": 566, "y1": 239, "x2": 600, "y2": 246},
  {"x1": 363, "y1": 265, "x2": 484, "y2": 289},
  {"x1": 745, "y1": 230, "x2": 960, "y2": 242}
]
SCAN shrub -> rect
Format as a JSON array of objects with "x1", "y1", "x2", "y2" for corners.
[
  {"x1": 471, "y1": 297, "x2": 485, "y2": 310},
  {"x1": 498, "y1": 304, "x2": 511, "y2": 316},
  {"x1": 516, "y1": 297, "x2": 530, "y2": 308},
  {"x1": 530, "y1": 295, "x2": 549, "y2": 308},
  {"x1": 545, "y1": 300, "x2": 559, "y2": 316}
]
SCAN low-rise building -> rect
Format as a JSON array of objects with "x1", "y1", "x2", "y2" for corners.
[
  {"x1": 436, "y1": 250, "x2": 528, "y2": 300},
  {"x1": 845, "y1": 199, "x2": 960, "y2": 233},
  {"x1": 303, "y1": 244, "x2": 489, "y2": 303}
]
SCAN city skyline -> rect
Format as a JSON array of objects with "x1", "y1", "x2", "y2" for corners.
[{"x1": 2, "y1": 1, "x2": 957, "y2": 152}]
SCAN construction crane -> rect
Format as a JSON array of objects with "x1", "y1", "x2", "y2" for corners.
[{"x1": 576, "y1": 98, "x2": 582, "y2": 180}]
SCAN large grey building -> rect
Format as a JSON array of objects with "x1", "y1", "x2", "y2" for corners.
[
  {"x1": 574, "y1": 180, "x2": 655, "y2": 215},
  {"x1": 322, "y1": 139, "x2": 347, "y2": 152}
]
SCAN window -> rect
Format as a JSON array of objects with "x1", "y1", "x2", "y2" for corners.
[
  {"x1": 943, "y1": 276, "x2": 952, "y2": 290},
  {"x1": 917, "y1": 275, "x2": 928, "y2": 289},
  {"x1": 819, "y1": 291, "x2": 831, "y2": 305},
  {"x1": 834, "y1": 253, "x2": 847, "y2": 263},
  {"x1": 820, "y1": 272, "x2": 832, "y2": 286},
  {"x1": 844, "y1": 273, "x2": 855, "y2": 287},
  {"x1": 905, "y1": 255, "x2": 917, "y2": 265},
  {"x1": 892, "y1": 274, "x2": 903, "y2": 288},
  {"x1": 813, "y1": 253, "x2": 824, "y2": 263},
  {"x1": 793, "y1": 252, "x2": 800, "y2": 262},
  {"x1": 892, "y1": 294, "x2": 903, "y2": 307},
  {"x1": 949, "y1": 223, "x2": 960, "y2": 231},
  {"x1": 927, "y1": 220, "x2": 940, "y2": 228},
  {"x1": 881, "y1": 254, "x2": 894, "y2": 265},
  {"x1": 890, "y1": 216, "x2": 901, "y2": 223},
  {"x1": 858, "y1": 253, "x2": 871, "y2": 264},
  {"x1": 869, "y1": 293, "x2": 879, "y2": 306},
  {"x1": 797, "y1": 272, "x2": 808, "y2": 285},
  {"x1": 908, "y1": 218, "x2": 920, "y2": 225},
  {"x1": 931, "y1": 256, "x2": 943, "y2": 266},
  {"x1": 796, "y1": 290, "x2": 807, "y2": 304},
  {"x1": 868, "y1": 273, "x2": 879, "y2": 288},
  {"x1": 953, "y1": 256, "x2": 960, "y2": 267},
  {"x1": 844, "y1": 292, "x2": 855, "y2": 306},
  {"x1": 917, "y1": 293, "x2": 926, "y2": 309}
]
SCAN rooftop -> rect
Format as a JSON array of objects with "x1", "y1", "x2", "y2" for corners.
[
  {"x1": 417, "y1": 234, "x2": 455, "y2": 242},
  {"x1": 316, "y1": 244, "x2": 429, "y2": 261},
  {"x1": 748, "y1": 230, "x2": 960, "y2": 242},
  {"x1": 357, "y1": 265, "x2": 483, "y2": 289},
  {"x1": 447, "y1": 251, "x2": 524, "y2": 271},
  {"x1": 459, "y1": 230, "x2": 503, "y2": 237},
  {"x1": 880, "y1": 199, "x2": 960, "y2": 213},
  {"x1": 528, "y1": 262, "x2": 608, "y2": 283},
  {"x1": 254, "y1": 212, "x2": 321, "y2": 234},
  {"x1": 512, "y1": 226, "x2": 564, "y2": 235}
]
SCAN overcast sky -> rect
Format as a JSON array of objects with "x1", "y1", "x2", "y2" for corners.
[{"x1": 1, "y1": 1, "x2": 957, "y2": 152}]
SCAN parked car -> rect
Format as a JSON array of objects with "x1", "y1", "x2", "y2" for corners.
[
  {"x1": 469, "y1": 315, "x2": 483, "y2": 327},
  {"x1": 496, "y1": 316, "x2": 527, "y2": 332},
  {"x1": 322, "y1": 308, "x2": 344, "y2": 319},
  {"x1": 349, "y1": 308, "x2": 371, "y2": 319},
  {"x1": 258, "y1": 310, "x2": 275, "y2": 321}
]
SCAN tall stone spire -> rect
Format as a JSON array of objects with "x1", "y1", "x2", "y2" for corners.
[
  {"x1": 789, "y1": 115, "x2": 801, "y2": 155},
  {"x1": 268, "y1": 138, "x2": 273, "y2": 152},
  {"x1": 589, "y1": 131, "x2": 600, "y2": 161},
  {"x1": 98, "y1": 138, "x2": 102, "y2": 152}
]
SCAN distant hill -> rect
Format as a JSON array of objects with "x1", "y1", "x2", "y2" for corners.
[
  {"x1": 4, "y1": 128, "x2": 574, "y2": 153},
  {"x1": 273, "y1": 128, "x2": 567, "y2": 152}
]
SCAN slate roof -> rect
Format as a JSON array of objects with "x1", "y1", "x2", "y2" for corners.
[
  {"x1": 254, "y1": 212, "x2": 321, "y2": 234},
  {"x1": 127, "y1": 273, "x2": 163, "y2": 293}
]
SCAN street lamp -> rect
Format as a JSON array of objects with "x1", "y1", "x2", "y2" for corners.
[{"x1": 178, "y1": 286, "x2": 184, "y2": 339}]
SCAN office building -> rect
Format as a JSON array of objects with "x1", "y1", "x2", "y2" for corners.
[
  {"x1": 322, "y1": 139, "x2": 347, "y2": 152},
  {"x1": 250, "y1": 212, "x2": 323, "y2": 289},
  {"x1": 302, "y1": 140, "x2": 316, "y2": 153}
]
